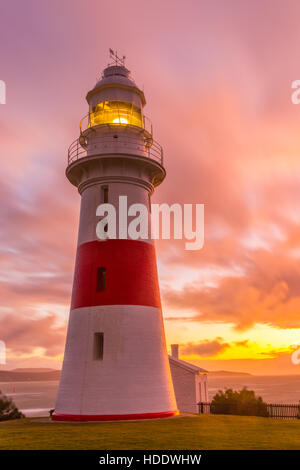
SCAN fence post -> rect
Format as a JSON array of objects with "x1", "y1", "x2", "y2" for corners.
[{"x1": 198, "y1": 402, "x2": 204, "y2": 414}]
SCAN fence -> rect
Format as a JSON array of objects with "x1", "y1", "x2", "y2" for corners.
[{"x1": 198, "y1": 402, "x2": 300, "y2": 420}]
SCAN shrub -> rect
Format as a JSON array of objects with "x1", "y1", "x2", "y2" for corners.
[
  {"x1": 211, "y1": 387, "x2": 269, "y2": 417},
  {"x1": 0, "y1": 390, "x2": 25, "y2": 421}
]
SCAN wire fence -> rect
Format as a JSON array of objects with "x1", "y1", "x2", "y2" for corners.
[{"x1": 198, "y1": 402, "x2": 300, "y2": 419}]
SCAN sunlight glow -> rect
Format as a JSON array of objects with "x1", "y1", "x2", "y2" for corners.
[{"x1": 113, "y1": 117, "x2": 128, "y2": 124}]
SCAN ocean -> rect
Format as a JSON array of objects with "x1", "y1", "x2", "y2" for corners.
[{"x1": 0, "y1": 375, "x2": 299, "y2": 418}]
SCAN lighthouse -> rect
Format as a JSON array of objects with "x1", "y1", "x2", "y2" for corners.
[{"x1": 52, "y1": 51, "x2": 178, "y2": 421}]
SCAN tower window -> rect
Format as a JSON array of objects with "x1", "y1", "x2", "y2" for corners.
[
  {"x1": 102, "y1": 185, "x2": 108, "y2": 203},
  {"x1": 93, "y1": 332, "x2": 104, "y2": 360},
  {"x1": 97, "y1": 267, "x2": 106, "y2": 291}
]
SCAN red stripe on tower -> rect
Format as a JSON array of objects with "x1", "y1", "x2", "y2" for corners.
[
  {"x1": 71, "y1": 239, "x2": 161, "y2": 309},
  {"x1": 52, "y1": 410, "x2": 179, "y2": 422}
]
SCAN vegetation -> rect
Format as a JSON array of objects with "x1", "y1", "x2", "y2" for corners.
[
  {"x1": 211, "y1": 387, "x2": 269, "y2": 417},
  {"x1": 1, "y1": 414, "x2": 300, "y2": 450},
  {"x1": 0, "y1": 390, "x2": 25, "y2": 422}
]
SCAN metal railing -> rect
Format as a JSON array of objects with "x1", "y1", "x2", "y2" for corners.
[
  {"x1": 67, "y1": 133, "x2": 164, "y2": 166},
  {"x1": 198, "y1": 401, "x2": 300, "y2": 419}
]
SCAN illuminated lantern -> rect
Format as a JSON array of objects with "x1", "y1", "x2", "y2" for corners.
[{"x1": 52, "y1": 52, "x2": 178, "y2": 421}]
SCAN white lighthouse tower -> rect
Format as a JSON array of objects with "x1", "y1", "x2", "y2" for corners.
[{"x1": 52, "y1": 52, "x2": 178, "y2": 421}]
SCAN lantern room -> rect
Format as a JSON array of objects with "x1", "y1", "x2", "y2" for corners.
[
  {"x1": 82, "y1": 63, "x2": 152, "y2": 136},
  {"x1": 89, "y1": 100, "x2": 143, "y2": 128},
  {"x1": 67, "y1": 53, "x2": 164, "y2": 171}
]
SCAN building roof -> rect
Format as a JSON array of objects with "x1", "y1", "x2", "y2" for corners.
[{"x1": 168, "y1": 355, "x2": 208, "y2": 374}]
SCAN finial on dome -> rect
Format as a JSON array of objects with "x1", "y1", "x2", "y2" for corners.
[{"x1": 108, "y1": 48, "x2": 126, "y2": 67}]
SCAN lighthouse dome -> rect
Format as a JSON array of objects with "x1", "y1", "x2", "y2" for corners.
[
  {"x1": 86, "y1": 64, "x2": 146, "y2": 108},
  {"x1": 93, "y1": 65, "x2": 137, "y2": 88}
]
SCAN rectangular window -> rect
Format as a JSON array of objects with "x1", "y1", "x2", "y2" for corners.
[
  {"x1": 97, "y1": 267, "x2": 106, "y2": 291},
  {"x1": 93, "y1": 332, "x2": 104, "y2": 360},
  {"x1": 102, "y1": 185, "x2": 108, "y2": 203}
]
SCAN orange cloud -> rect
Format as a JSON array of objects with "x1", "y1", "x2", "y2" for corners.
[{"x1": 180, "y1": 338, "x2": 230, "y2": 357}]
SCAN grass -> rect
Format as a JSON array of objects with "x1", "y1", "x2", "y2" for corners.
[{"x1": 0, "y1": 414, "x2": 300, "y2": 450}]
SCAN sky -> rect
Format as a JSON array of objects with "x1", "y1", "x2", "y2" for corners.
[{"x1": 1, "y1": 0, "x2": 300, "y2": 375}]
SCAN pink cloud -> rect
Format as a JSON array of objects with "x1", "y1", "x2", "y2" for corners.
[
  {"x1": 1, "y1": 313, "x2": 66, "y2": 356},
  {"x1": 1, "y1": 0, "x2": 300, "y2": 371}
]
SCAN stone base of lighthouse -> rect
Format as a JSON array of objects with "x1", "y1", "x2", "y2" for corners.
[{"x1": 52, "y1": 239, "x2": 178, "y2": 422}]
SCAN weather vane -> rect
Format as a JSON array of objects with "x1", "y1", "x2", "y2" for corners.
[{"x1": 108, "y1": 48, "x2": 126, "y2": 67}]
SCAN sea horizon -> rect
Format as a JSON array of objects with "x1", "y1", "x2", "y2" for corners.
[{"x1": 1, "y1": 374, "x2": 299, "y2": 418}]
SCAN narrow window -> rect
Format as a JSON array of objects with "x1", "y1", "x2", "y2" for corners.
[
  {"x1": 97, "y1": 267, "x2": 106, "y2": 291},
  {"x1": 93, "y1": 332, "x2": 104, "y2": 360},
  {"x1": 102, "y1": 185, "x2": 108, "y2": 203}
]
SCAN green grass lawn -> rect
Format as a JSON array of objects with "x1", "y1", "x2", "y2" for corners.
[{"x1": 1, "y1": 414, "x2": 300, "y2": 450}]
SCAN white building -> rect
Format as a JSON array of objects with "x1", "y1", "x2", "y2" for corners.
[{"x1": 169, "y1": 344, "x2": 208, "y2": 413}]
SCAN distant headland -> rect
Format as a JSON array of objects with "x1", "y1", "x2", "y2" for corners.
[
  {"x1": 0, "y1": 368, "x2": 251, "y2": 382},
  {"x1": 0, "y1": 368, "x2": 61, "y2": 382},
  {"x1": 208, "y1": 370, "x2": 252, "y2": 376}
]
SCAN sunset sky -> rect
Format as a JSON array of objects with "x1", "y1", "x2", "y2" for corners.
[{"x1": 1, "y1": 0, "x2": 300, "y2": 375}]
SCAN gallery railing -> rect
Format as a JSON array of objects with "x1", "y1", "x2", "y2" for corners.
[{"x1": 68, "y1": 133, "x2": 163, "y2": 167}]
